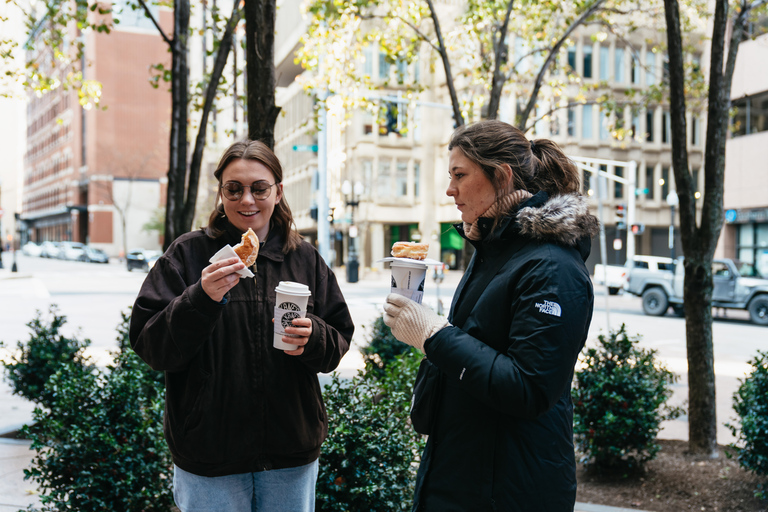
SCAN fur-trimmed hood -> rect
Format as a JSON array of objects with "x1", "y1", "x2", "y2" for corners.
[{"x1": 515, "y1": 193, "x2": 599, "y2": 246}]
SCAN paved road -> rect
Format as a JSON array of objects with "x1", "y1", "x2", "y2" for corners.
[{"x1": 1, "y1": 252, "x2": 766, "y2": 510}]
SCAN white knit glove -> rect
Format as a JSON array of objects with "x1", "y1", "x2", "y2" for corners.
[{"x1": 383, "y1": 293, "x2": 450, "y2": 352}]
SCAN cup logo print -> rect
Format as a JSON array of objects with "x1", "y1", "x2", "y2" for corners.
[
  {"x1": 278, "y1": 301, "x2": 302, "y2": 330},
  {"x1": 391, "y1": 276, "x2": 397, "y2": 288}
]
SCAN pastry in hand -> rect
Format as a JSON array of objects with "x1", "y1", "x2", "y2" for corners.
[
  {"x1": 391, "y1": 241, "x2": 429, "y2": 260},
  {"x1": 233, "y1": 228, "x2": 259, "y2": 267}
]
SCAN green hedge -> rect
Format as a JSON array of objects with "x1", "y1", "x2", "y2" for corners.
[
  {"x1": 728, "y1": 350, "x2": 768, "y2": 500},
  {"x1": 573, "y1": 324, "x2": 682, "y2": 473}
]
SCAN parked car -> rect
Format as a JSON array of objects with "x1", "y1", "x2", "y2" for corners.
[
  {"x1": 78, "y1": 246, "x2": 110, "y2": 264},
  {"x1": 22, "y1": 242, "x2": 43, "y2": 257},
  {"x1": 126, "y1": 249, "x2": 161, "y2": 272},
  {"x1": 593, "y1": 264, "x2": 627, "y2": 295},
  {"x1": 624, "y1": 256, "x2": 768, "y2": 325},
  {"x1": 39, "y1": 241, "x2": 62, "y2": 258},
  {"x1": 58, "y1": 241, "x2": 87, "y2": 261}
]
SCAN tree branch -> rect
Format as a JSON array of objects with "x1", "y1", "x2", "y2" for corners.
[
  {"x1": 137, "y1": 0, "x2": 173, "y2": 47},
  {"x1": 361, "y1": 13, "x2": 441, "y2": 53},
  {"x1": 486, "y1": 0, "x2": 515, "y2": 119},
  {"x1": 425, "y1": 0, "x2": 464, "y2": 126},
  {"x1": 184, "y1": 1, "x2": 242, "y2": 225},
  {"x1": 517, "y1": 0, "x2": 606, "y2": 129}
]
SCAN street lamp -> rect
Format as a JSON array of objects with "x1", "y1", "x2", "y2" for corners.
[
  {"x1": 341, "y1": 180, "x2": 364, "y2": 283},
  {"x1": 666, "y1": 190, "x2": 679, "y2": 260}
]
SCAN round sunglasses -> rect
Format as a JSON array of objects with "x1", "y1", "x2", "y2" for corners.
[{"x1": 220, "y1": 180, "x2": 277, "y2": 201}]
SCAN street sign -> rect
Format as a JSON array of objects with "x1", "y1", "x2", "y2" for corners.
[{"x1": 292, "y1": 144, "x2": 318, "y2": 152}]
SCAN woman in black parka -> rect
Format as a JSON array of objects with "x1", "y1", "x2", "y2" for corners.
[{"x1": 384, "y1": 120, "x2": 599, "y2": 511}]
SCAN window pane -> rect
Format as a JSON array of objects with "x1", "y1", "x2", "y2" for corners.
[
  {"x1": 396, "y1": 160, "x2": 408, "y2": 197},
  {"x1": 739, "y1": 223, "x2": 755, "y2": 246},
  {"x1": 661, "y1": 167, "x2": 669, "y2": 199},
  {"x1": 632, "y1": 56, "x2": 641, "y2": 84},
  {"x1": 568, "y1": 46, "x2": 577, "y2": 72},
  {"x1": 362, "y1": 160, "x2": 373, "y2": 195},
  {"x1": 757, "y1": 224, "x2": 768, "y2": 247},
  {"x1": 599, "y1": 108, "x2": 610, "y2": 140},
  {"x1": 599, "y1": 46, "x2": 610, "y2": 81},
  {"x1": 646, "y1": 51, "x2": 656, "y2": 85},
  {"x1": 567, "y1": 107, "x2": 575, "y2": 136},
  {"x1": 364, "y1": 47, "x2": 374, "y2": 77},
  {"x1": 378, "y1": 52, "x2": 390, "y2": 80},
  {"x1": 377, "y1": 160, "x2": 391, "y2": 197},
  {"x1": 646, "y1": 110, "x2": 654, "y2": 142},
  {"x1": 645, "y1": 166, "x2": 655, "y2": 199},
  {"x1": 614, "y1": 47, "x2": 625, "y2": 83},
  {"x1": 583, "y1": 45, "x2": 593, "y2": 78},
  {"x1": 662, "y1": 110, "x2": 671, "y2": 143},
  {"x1": 583, "y1": 104, "x2": 593, "y2": 139},
  {"x1": 414, "y1": 162, "x2": 420, "y2": 198},
  {"x1": 614, "y1": 167, "x2": 624, "y2": 199}
]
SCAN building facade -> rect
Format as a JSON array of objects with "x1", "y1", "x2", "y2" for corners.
[
  {"x1": 273, "y1": 3, "x2": 707, "y2": 278},
  {"x1": 718, "y1": 24, "x2": 768, "y2": 275},
  {"x1": 21, "y1": 4, "x2": 172, "y2": 256}
]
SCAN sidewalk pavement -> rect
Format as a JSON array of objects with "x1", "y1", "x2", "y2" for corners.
[{"x1": 0, "y1": 265, "x2": 653, "y2": 512}]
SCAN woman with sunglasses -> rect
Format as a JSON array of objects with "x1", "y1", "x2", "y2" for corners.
[{"x1": 130, "y1": 140, "x2": 354, "y2": 511}]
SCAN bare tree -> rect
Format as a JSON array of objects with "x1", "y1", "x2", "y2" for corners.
[{"x1": 663, "y1": 0, "x2": 767, "y2": 456}]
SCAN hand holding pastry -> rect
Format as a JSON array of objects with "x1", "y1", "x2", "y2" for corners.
[{"x1": 202, "y1": 257, "x2": 245, "y2": 302}]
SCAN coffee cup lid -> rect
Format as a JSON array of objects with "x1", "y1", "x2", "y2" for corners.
[{"x1": 276, "y1": 281, "x2": 311, "y2": 296}]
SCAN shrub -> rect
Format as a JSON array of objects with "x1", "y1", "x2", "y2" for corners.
[
  {"x1": 360, "y1": 314, "x2": 419, "y2": 376},
  {"x1": 727, "y1": 350, "x2": 768, "y2": 500},
  {"x1": 316, "y1": 349, "x2": 425, "y2": 511},
  {"x1": 573, "y1": 324, "x2": 682, "y2": 473},
  {"x1": 22, "y1": 312, "x2": 173, "y2": 511},
  {"x1": 0, "y1": 305, "x2": 91, "y2": 408}
]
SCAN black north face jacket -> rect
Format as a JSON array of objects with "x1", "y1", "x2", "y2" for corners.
[{"x1": 413, "y1": 192, "x2": 598, "y2": 511}]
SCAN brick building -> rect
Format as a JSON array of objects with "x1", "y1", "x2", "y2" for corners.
[{"x1": 21, "y1": 5, "x2": 172, "y2": 256}]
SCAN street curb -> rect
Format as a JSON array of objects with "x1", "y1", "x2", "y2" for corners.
[{"x1": 575, "y1": 502, "x2": 654, "y2": 512}]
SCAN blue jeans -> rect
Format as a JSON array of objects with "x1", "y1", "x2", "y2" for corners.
[{"x1": 173, "y1": 460, "x2": 319, "y2": 512}]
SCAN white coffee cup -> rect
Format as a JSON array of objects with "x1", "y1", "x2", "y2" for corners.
[
  {"x1": 390, "y1": 260, "x2": 427, "y2": 304},
  {"x1": 274, "y1": 281, "x2": 312, "y2": 351}
]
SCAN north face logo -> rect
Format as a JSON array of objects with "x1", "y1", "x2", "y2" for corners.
[{"x1": 535, "y1": 300, "x2": 562, "y2": 317}]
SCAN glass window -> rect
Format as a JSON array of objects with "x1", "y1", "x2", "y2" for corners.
[
  {"x1": 599, "y1": 46, "x2": 610, "y2": 80},
  {"x1": 568, "y1": 46, "x2": 577, "y2": 72},
  {"x1": 646, "y1": 51, "x2": 656, "y2": 85},
  {"x1": 364, "y1": 47, "x2": 374, "y2": 77},
  {"x1": 582, "y1": 169, "x2": 591, "y2": 195},
  {"x1": 414, "y1": 161, "x2": 420, "y2": 198},
  {"x1": 583, "y1": 45, "x2": 593, "y2": 78},
  {"x1": 396, "y1": 160, "x2": 408, "y2": 197},
  {"x1": 582, "y1": 104, "x2": 594, "y2": 139},
  {"x1": 646, "y1": 110, "x2": 654, "y2": 142},
  {"x1": 614, "y1": 167, "x2": 624, "y2": 199},
  {"x1": 631, "y1": 109, "x2": 640, "y2": 140},
  {"x1": 599, "y1": 108, "x2": 610, "y2": 140},
  {"x1": 614, "y1": 47, "x2": 625, "y2": 83},
  {"x1": 378, "y1": 52, "x2": 391, "y2": 80},
  {"x1": 691, "y1": 116, "x2": 699, "y2": 145},
  {"x1": 645, "y1": 166, "x2": 655, "y2": 199},
  {"x1": 567, "y1": 107, "x2": 575, "y2": 136},
  {"x1": 632, "y1": 56, "x2": 641, "y2": 84},
  {"x1": 396, "y1": 59, "x2": 408, "y2": 83},
  {"x1": 377, "y1": 160, "x2": 391, "y2": 197},
  {"x1": 362, "y1": 159, "x2": 373, "y2": 196},
  {"x1": 661, "y1": 167, "x2": 670, "y2": 199},
  {"x1": 758, "y1": 224, "x2": 768, "y2": 247},
  {"x1": 692, "y1": 169, "x2": 699, "y2": 195},
  {"x1": 739, "y1": 223, "x2": 755, "y2": 246},
  {"x1": 662, "y1": 110, "x2": 671, "y2": 143}
]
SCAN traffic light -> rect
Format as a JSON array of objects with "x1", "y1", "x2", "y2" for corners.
[
  {"x1": 631, "y1": 223, "x2": 645, "y2": 235},
  {"x1": 615, "y1": 204, "x2": 626, "y2": 230}
]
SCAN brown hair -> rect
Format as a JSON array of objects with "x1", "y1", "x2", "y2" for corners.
[
  {"x1": 205, "y1": 140, "x2": 303, "y2": 253},
  {"x1": 448, "y1": 120, "x2": 581, "y2": 201}
]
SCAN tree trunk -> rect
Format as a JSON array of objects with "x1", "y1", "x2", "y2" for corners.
[
  {"x1": 664, "y1": 0, "x2": 733, "y2": 457},
  {"x1": 164, "y1": 0, "x2": 190, "y2": 250},
  {"x1": 244, "y1": 0, "x2": 280, "y2": 148},
  {"x1": 425, "y1": 0, "x2": 464, "y2": 127},
  {"x1": 485, "y1": 0, "x2": 514, "y2": 121},
  {"x1": 184, "y1": 4, "x2": 242, "y2": 230}
]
